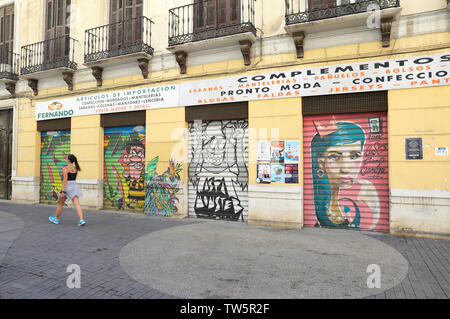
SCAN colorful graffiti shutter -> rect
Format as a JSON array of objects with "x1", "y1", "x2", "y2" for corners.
[
  {"x1": 188, "y1": 120, "x2": 249, "y2": 222},
  {"x1": 103, "y1": 125, "x2": 146, "y2": 212},
  {"x1": 144, "y1": 156, "x2": 183, "y2": 217},
  {"x1": 303, "y1": 112, "x2": 389, "y2": 232},
  {"x1": 40, "y1": 130, "x2": 71, "y2": 204}
]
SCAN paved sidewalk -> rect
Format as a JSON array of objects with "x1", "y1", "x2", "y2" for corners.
[{"x1": 0, "y1": 201, "x2": 449, "y2": 299}]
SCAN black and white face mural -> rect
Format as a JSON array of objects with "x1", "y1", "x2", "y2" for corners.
[{"x1": 188, "y1": 120, "x2": 248, "y2": 221}]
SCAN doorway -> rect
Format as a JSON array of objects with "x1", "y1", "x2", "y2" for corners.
[{"x1": 0, "y1": 109, "x2": 12, "y2": 200}]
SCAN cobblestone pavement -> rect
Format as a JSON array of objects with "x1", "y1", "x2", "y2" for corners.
[
  {"x1": 364, "y1": 231, "x2": 450, "y2": 299},
  {"x1": 0, "y1": 201, "x2": 448, "y2": 299}
]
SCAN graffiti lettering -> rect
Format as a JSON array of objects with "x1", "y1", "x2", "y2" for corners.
[
  {"x1": 361, "y1": 160, "x2": 386, "y2": 178},
  {"x1": 195, "y1": 177, "x2": 242, "y2": 220},
  {"x1": 361, "y1": 142, "x2": 387, "y2": 179}
]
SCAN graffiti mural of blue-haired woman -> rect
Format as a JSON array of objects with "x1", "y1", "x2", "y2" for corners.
[{"x1": 306, "y1": 115, "x2": 385, "y2": 230}]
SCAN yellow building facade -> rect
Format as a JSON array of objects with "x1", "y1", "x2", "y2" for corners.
[{"x1": 1, "y1": 0, "x2": 449, "y2": 237}]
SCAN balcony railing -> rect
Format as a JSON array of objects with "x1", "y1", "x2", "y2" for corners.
[
  {"x1": 21, "y1": 35, "x2": 77, "y2": 75},
  {"x1": 285, "y1": 0, "x2": 400, "y2": 25},
  {"x1": 168, "y1": 0, "x2": 256, "y2": 46},
  {"x1": 84, "y1": 16, "x2": 154, "y2": 63},
  {"x1": 0, "y1": 51, "x2": 19, "y2": 81}
]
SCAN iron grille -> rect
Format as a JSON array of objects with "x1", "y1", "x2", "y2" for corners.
[
  {"x1": 0, "y1": 51, "x2": 19, "y2": 81},
  {"x1": 285, "y1": 0, "x2": 400, "y2": 25},
  {"x1": 84, "y1": 16, "x2": 154, "y2": 63},
  {"x1": 21, "y1": 35, "x2": 77, "y2": 75},
  {"x1": 168, "y1": 0, "x2": 256, "y2": 46}
]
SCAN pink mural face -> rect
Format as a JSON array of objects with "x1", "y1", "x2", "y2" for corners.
[
  {"x1": 303, "y1": 112, "x2": 389, "y2": 232},
  {"x1": 318, "y1": 141, "x2": 364, "y2": 190}
]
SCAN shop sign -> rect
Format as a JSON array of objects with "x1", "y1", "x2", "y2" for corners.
[
  {"x1": 36, "y1": 53, "x2": 449, "y2": 121},
  {"x1": 179, "y1": 53, "x2": 450, "y2": 106},
  {"x1": 35, "y1": 84, "x2": 178, "y2": 121}
]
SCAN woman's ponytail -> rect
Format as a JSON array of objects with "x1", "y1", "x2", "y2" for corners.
[{"x1": 68, "y1": 154, "x2": 81, "y2": 172}]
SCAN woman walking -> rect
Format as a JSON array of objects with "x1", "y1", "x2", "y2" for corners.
[{"x1": 49, "y1": 154, "x2": 86, "y2": 226}]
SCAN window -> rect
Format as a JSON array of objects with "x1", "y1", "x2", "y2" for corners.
[
  {"x1": 194, "y1": 0, "x2": 241, "y2": 32},
  {"x1": 45, "y1": 0, "x2": 70, "y2": 39},
  {"x1": 0, "y1": 5, "x2": 14, "y2": 65},
  {"x1": 44, "y1": 0, "x2": 71, "y2": 62},
  {"x1": 109, "y1": 0, "x2": 143, "y2": 49},
  {"x1": 308, "y1": 0, "x2": 336, "y2": 10}
]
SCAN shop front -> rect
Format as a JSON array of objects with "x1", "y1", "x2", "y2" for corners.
[
  {"x1": 102, "y1": 111, "x2": 147, "y2": 213},
  {"x1": 37, "y1": 118, "x2": 71, "y2": 205},
  {"x1": 303, "y1": 111, "x2": 389, "y2": 231},
  {"x1": 19, "y1": 51, "x2": 449, "y2": 236},
  {"x1": 187, "y1": 121, "x2": 249, "y2": 221},
  {"x1": 39, "y1": 130, "x2": 71, "y2": 204}
]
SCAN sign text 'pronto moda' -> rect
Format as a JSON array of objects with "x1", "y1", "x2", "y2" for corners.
[
  {"x1": 181, "y1": 53, "x2": 450, "y2": 105},
  {"x1": 35, "y1": 53, "x2": 449, "y2": 121}
]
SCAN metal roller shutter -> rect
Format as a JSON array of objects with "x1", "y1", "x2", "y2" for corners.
[
  {"x1": 303, "y1": 112, "x2": 389, "y2": 232},
  {"x1": 188, "y1": 119, "x2": 249, "y2": 222},
  {"x1": 40, "y1": 130, "x2": 71, "y2": 204},
  {"x1": 103, "y1": 125, "x2": 146, "y2": 212}
]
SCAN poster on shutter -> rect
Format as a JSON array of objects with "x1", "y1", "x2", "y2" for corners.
[
  {"x1": 303, "y1": 112, "x2": 389, "y2": 232},
  {"x1": 285, "y1": 140, "x2": 300, "y2": 163},
  {"x1": 257, "y1": 163, "x2": 271, "y2": 184},
  {"x1": 271, "y1": 141, "x2": 284, "y2": 163}
]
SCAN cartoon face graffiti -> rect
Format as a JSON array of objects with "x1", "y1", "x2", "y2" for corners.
[
  {"x1": 122, "y1": 141, "x2": 145, "y2": 208},
  {"x1": 128, "y1": 145, "x2": 145, "y2": 179},
  {"x1": 194, "y1": 122, "x2": 227, "y2": 167},
  {"x1": 120, "y1": 142, "x2": 145, "y2": 179},
  {"x1": 204, "y1": 135, "x2": 226, "y2": 167}
]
